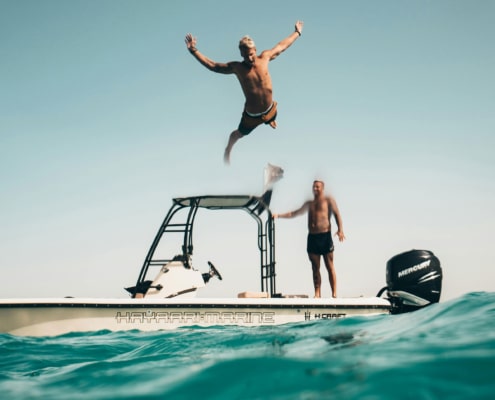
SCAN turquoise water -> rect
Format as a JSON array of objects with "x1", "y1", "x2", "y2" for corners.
[{"x1": 1, "y1": 292, "x2": 494, "y2": 399}]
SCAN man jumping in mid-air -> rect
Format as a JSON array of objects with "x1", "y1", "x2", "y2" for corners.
[{"x1": 185, "y1": 21, "x2": 303, "y2": 164}]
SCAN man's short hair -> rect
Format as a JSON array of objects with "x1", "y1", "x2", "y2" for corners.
[
  {"x1": 239, "y1": 35, "x2": 256, "y2": 50},
  {"x1": 313, "y1": 180, "x2": 325, "y2": 186}
]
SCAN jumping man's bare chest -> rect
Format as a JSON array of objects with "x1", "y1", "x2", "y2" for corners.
[{"x1": 240, "y1": 64, "x2": 269, "y2": 86}]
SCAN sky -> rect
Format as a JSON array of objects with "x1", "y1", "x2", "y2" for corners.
[{"x1": 1, "y1": 0, "x2": 494, "y2": 301}]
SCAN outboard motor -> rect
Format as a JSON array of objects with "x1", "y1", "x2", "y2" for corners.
[{"x1": 380, "y1": 249, "x2": 442, "y2": 314}]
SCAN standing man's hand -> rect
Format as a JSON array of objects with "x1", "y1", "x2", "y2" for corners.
[
  {"x1": 295, "y1": 20, "x2": 304, "y2": 36},
  {"x1": 185, "y1": 33, "x2": 197, "y2": 52},
  {"x1": 335, "y1": 230, "x2": 346, "y2": 242}
]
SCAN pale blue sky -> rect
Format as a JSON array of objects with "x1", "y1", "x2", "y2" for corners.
[{"x1": 1, "y1": 0, "x2": 494, "y2": 300}]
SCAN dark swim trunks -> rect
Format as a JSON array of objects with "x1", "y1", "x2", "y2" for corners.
[
  {"x1": 238, "y1": 101, "x2": 278, "y2": 135},
  {"x1": 307, "y1": 232, "x2": 334, "y2": 255}
]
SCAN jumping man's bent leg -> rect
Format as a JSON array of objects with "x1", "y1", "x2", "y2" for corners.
[
  {"x1": 308, "y1": 253, "x2": 322, "y2": 298},
  {"x1": 322, "y1": 252, "x2": 337, "y2": 298},
  {"x1": 224, "y1": 129, "x2": 243, "y2": 165}
]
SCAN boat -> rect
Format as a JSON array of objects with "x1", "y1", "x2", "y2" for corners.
[{"x1": 0, "y1": 192, "x2": 443, "y2": 337}]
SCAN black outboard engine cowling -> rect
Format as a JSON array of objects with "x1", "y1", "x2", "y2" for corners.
[{"x1": 386, "y1": 249, "x2": 442, "y2": 314}]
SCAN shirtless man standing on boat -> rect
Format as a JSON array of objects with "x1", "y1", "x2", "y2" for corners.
[
  {"x1": 273, "y1": 180, "x2": 345, "y2": 298},
  {"x1": 185, "y1": 21, "x2": 303, "y2": 164}
]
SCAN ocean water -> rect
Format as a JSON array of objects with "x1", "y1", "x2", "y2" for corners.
[{"x1": 0, "y1": 292, "x2": 494, "y2": 400}]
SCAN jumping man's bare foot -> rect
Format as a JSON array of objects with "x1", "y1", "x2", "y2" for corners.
[{"x1": 224, "y1": 148, "x2": 231, "y2": 165}]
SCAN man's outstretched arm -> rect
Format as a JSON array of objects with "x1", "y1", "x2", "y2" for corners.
[
  {"x1": 273, "y1": 201, "x2": 309, "y2": 219},
  {"x1": 185, "y1": 33, "x2": 234, "y2": 74},
  {"x1": 264, "y1": 21, "x2": 303, "y2": 61}
]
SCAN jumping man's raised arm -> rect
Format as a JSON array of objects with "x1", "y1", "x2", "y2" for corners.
[
  {"x1": 263, "y1": 21, "x2": 304, "y2": 61},
  {"x1": 185, "y1": 33, "x2": 235, "y2": 74}
]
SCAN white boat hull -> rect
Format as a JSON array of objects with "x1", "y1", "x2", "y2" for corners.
[{"x1": 0, "y1": 297, "x2": 390, "y2": 337}]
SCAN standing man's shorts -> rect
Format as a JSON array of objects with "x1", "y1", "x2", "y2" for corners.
[
  {"x1": 238, "y1": 101, "x2": 278, "y2": 135},
  {"x1": 307, "y1": 232, "x2": 334, "y2": 255}
]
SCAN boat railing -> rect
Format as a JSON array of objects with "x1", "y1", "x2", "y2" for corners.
[{"x1": 132, "y1": 194, "x2": 277, "y2": 297}]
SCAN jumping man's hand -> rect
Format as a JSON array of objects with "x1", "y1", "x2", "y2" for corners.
[
  {"x1": 295, "y1": 21, "x2": 304, "y2": 36},
  {"x1": 184, "y1": 33, "x2": 197, "y2": 51}
]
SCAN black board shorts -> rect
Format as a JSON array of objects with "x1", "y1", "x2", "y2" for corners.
[
  {"x1": 307, "y1": 232, "x2": 334, "y2": 255},
  {"x1": 238, "y1": 101, "x2": 278, "y2": 135}
]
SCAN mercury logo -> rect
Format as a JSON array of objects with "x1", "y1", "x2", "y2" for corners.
[{"x1": 398, "y1": 259, "x2": 431, "y2": 278}]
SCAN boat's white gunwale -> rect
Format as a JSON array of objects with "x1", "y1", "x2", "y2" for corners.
[{"x1": 0, "y1": 297, "x2": 391, "y2": 309}]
